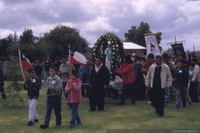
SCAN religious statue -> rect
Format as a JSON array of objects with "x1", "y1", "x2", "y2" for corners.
[{"x1": 104, "y1": 41, "x2": 112, "y2": 71}]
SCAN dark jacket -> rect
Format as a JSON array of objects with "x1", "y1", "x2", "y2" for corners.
[
  {"x1": 53, "y1": 61, "x2": 61, "y2": 73},
  {"x1": 24, "y1": 77, "x2": 41, "y2": 99},
  {"x1": 174, "y1": 67, "x2": 189, "y2": 89},
  {"x1": 44, "y1": 60, "x2": 53, "y2": 71},
  {"x1": 134, "y1": 62, "x2": 143, "y2": 81},
  {"x1": 90, "y1": 65, "x2": 110, "y2": 89},
  {"x1": 0, "y1": 67, "x2": 4, "y2": 85},
  {"x1": 34, "y1": 64, "x2": 43, "y2": 75}
]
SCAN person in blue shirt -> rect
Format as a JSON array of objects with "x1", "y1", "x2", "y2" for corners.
[
  {"x1": 174, "y1": 60, "x2": 189, "y2": 109},
  {"x1": 80, "y1": 58, "x2": 91, "y2": 97}
]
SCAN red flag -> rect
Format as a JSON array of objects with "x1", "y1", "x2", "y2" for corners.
[
  {"x1": 20, "y1": 53, "x2": 33, "y2": 70},
  {"x1": 70, "y1": 51, "x2": 87, "y2": 66}
]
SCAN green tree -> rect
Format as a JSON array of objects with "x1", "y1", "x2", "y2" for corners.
[
  {"x1": 0, "y1": 38, "x2": 9, "y2": 60},
  {"x1": 9, "y1": 32, "x2": 19, "y2": 57},
  {"x1": 124, "y1": 22, "x2": 162, "y2": 52},
  {"x1": 18, "y1": 28, "x2": 48, "y2": 62},
  {"x1": 18, "y1": 28, "x2": 35, "y2": 62},
  {"x1": 41, "y1": 25, "x2": 88, "y2": 60},
  {"x1": 0, "y1": 32, "x2": 19, "y2": 61}
]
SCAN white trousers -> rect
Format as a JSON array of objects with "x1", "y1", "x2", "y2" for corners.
[{"x1": 28, "y1": 99, "x2": 38, "y2": 122}]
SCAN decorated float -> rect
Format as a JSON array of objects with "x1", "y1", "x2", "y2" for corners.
[{"x1": 91, "y1": 32, "x2": 125, "y2": 81}]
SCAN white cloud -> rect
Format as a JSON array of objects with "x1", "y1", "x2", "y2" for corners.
[
  {"x1": 0, "y1": 28, "x2": 14, "y2": 38},
  {"x1": 0, "y1": 1, "x2": 5, "y2": 12},
  {"x1": 84, "y1": 16, "x2": 119, "y2": 32},
  {"x1": 0, "y1": 0, "x2": 200, "y2": 52}
]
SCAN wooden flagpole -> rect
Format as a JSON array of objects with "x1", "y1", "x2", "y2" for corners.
[
  {"x1": 68, "y1": 44, "x2": 72, "y2": 75},
  {"x1": 18, "y1": 49, "x2": 25, "y2": 81},
  {"x1": 174, "y1": 36, "x2": 177, "y2": 44}
]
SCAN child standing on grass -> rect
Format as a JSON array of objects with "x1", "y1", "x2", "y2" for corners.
[
  {"x1": 65, "y1": 70, "x2": 82, "y2": 128},
  {"x1": 24, "y1": 68, "x2": 41, "y2": 126},
  {"x1": 174, "y1": 60, "x2": 189, "y2": 109},
  {"x1": 40, "y1": 66, "x2": 62, "y2": 129}
]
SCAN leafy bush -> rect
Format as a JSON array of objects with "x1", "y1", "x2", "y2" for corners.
[{"x1": 0, "y1": 56, "x2": 25, "y2": 107}]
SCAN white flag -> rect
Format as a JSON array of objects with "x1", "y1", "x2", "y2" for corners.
[{"x1": 145, "y1": 35, "x2": 161, "y2": 56}]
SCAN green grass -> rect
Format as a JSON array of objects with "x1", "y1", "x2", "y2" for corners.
[{"x1": 0, "y1": 87, "x2": 200, "y2": 133}]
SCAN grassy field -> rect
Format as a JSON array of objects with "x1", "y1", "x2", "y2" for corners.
[{"x1": 0, "y1": 87, "x2": 200, "y2": 133}]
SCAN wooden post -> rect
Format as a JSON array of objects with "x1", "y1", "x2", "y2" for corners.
[
  {"x1": 18, "y1": 49, "x2": 25, "y2": 81},
  {"x1": 68, "y1": 44, "x2": 72, "y2": 75},
  {"x1": 174, "y1": 36, "x2": 177, "y2": 44}
]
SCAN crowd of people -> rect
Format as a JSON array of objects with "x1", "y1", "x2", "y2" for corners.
[{"x1": 1, "y1": 51, "x2": 200, "y2": 129}]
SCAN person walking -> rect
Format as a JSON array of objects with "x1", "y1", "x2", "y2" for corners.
[
  {"x1": 145, "y1": 55, "x2": 172, "y2": 117},
  {"x1": 40, "y1": 66, "x2": 62, "y2": 129},
  {"x1": 65, "y1": 70, "x2": 82, "y2": 128},
  {"x1": 24, "y1": 68, "x2": 41, "y2": 126},
  {"x1": 174, "y1": 60, "x2": 189, "y2": 109}
]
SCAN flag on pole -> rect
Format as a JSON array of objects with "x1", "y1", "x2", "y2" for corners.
[
  {"x1": 170, "y1": 43, "x2": 186, "y2": 58},
  {"x1": 19, "y1": 50, "x2": 32, "y2": 70},
  {"x1": 70, "y1": 51, "x2": 87, "y2": 66},
  {"x1": 144, "y1": 34, "x2": 161, "y2": 56}
]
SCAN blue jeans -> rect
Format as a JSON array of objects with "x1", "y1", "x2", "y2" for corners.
[
  {"x1": 44, "y1": 96, "x2": 62, "y2": 126},
  {"x1": 68, "y1": 103, "x2": 81, "y2": 127},
  {"x1": 121, "y1": 83, "x2": 135, "y2": 104},
  {"x1": 44, "y1": 71, "x2": 50, "y2": 85},
  {"x1": 36, "y1": 74, "x2": 42, "y2": 85},
  {"x1": 62, "y1": 82, "x2": 67, "y2": 99},
  {"x1": 165, "y1": 87, "x2": 171, "y2": 102},
  {"x1": 175, "y1": 88, "x2": 187, "y2": 108}
]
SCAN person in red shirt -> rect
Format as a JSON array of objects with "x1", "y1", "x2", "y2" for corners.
[
  {"x1": 141, "y1": 53, "x2": 154, "y2": 74},
  {"x1": 116, "y1": 55, "x2": 135, "y2": 105},
  {"x1": 141, "y1": 53, "x2": 154, "y2": 104}
]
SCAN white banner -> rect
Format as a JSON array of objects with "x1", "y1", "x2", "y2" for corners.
[{"x1": 144, "y1": 35, "x2": 161, "y2": 56}]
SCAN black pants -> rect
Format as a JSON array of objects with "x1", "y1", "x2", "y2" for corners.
[
  {"x1": 189, "y1": 82, "x2": 199, "y2": 102},
  {"x1": 111, "y1": 88, "x2": 118, "y2": 100},
  {"x1": 135, "y1": 80, "x2": 145, "y2": 100},
  {"x1": 81, "y1": 85, "x2": 90, "y2": 97},
  {"x1": 0, "y1": 84, "x2": 6, "y2": 99},
  {"x1": 151, "y1": 87, "x2": 165, "y2": 116},
  {"x1": 89, "y1": 87, "x2": 105, "y2": 111}
]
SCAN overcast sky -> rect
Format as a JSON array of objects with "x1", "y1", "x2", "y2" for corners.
[{"x1": 0, "y1": 0, "x2": 200, "y2": 51}]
